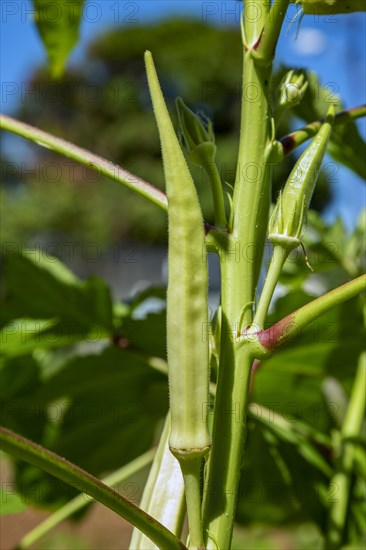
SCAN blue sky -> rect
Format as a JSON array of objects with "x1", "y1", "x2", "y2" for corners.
[{"x1": 1, "y1": 1, "x2": 365, "y2": 229}]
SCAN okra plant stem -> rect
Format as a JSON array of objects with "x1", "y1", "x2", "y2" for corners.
[
  {"x1": 0, "y1": 114, "x2": 168, "y2": 211},
  {"x1": 252, "y1": 106, "x2": 334, "y2": 331},
  {"x1": 202, "y1": 329, "x2": 253, "y2": 549},
  {"x1": 256, "y1": 274, "x2": 366, "y2": 353},
  {"x1": 202, "y1": 2, "x2": 289, "y2": 546},
  {"x1": 201, "y1": 158, "x2": 227, "y2": 228},
  {"x1": 253, "y1": 0, "x2": 290, "y2": 62},
  {"x1": 179, "y1": 458, "x2": 205, "y2": 549},
  {"x1": 18, "y1": 449, "x2": 156, "y2": 550},
  {"x1": 278, "y1": 104, "x2": 366, "y2": 157},
  {"x1": 325, "y1": 353, "x2": 366, "y2": 550},
  {"x1": 231, "y1": 52, "x2": 272, "y2": 321},
  {"x1": 203, "y1": 235, "x2": 258, "y2": 548},
  {"x1": 0, "y1": 427, "x2": 186, "y2": 550},
  {"x1": 253, "y1": 244, "x2": 288, "y2": 329}
]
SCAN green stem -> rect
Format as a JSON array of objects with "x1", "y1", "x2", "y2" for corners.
[
  {"x1": 202, "y1": 159, "x2": 227, "y2": 227},
  {"x1": 242, "y1": 0, "x2": 268, "y2": 45},
  {"x1": 17, "y1": 449, "x2": 156, "y2": 549},
  {"x1": 253, "y1": 245, "x2": 288, "y2": 329},
  {"x1": 0, "y1": 427, "x2": 186, "y2": 550},
  {"x1": 278, "y1": 105, "x2": 366, "y2": 157},
  {"x1": 201, "y1": 3, "x2": 287, "y2": 545},
  {"x1": 0, "y1": 114, "x2": 167, "y2": 211},
  {"x1": 253, "y1": 0, "x2": 290, "y2": 62},
  {"x1": 202, "y1": 241, "x2": 255, "y2": 546},
  {"x1": 257, "y1": 274, "x2": 366, "y2": 352},
  {"x1": 179, "y1": 458, "x2": 205, "y2": 549},
  {"x1": 202, "y1": 340, "x2": 253, "y2": 549},
  {"x1": 231, "y1": 52, "x2": 273, "y2": 327},
  {"x1": 325, "y1": 353, "x2": 366, "y2": 550}
]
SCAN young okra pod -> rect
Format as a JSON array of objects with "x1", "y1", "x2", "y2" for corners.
[
  {"x1": 269, "y1": 104, "x2": 335, "y2": 251},
  {"x1": 253, "y1": 105, "x2": 335, "y2": 329},
  {"x1": 176, "y1": 97, "x2": 227, "y2": 227},
  {"x1": 145, "y1": 51, "x2": 210, "y2": 549},
  {"x1": 175, "y1": 97, "x2": 216, "y2": 166}
]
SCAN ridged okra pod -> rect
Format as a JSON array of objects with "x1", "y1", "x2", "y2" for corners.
[
  {"x1": 269, "y1": 105, "x2": 335, "y2": 250},
  {"x1": 254, "y1": 105, "x2": 334, "y2": 328},
  {"x1": 145, "y1": 51, "x2": 210, "y2": 549}
]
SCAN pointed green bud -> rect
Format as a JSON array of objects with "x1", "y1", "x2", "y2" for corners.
[
  {"x1": 176, "y1": 97, "x2": 216, "y2": 166},
  {"x1": 275, "y1": 70, "x2": 308, "y2": 123},
  {"x1": 269, "y1": 105, "x2": 335, "y2": 250}
]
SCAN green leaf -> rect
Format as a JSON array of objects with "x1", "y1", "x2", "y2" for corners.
[
  {"x1": 1, "y1": 319, "x2": 57, "y2": 358},
  {"x1": 0, "y1": 318, "x2": 110, "y2": 358},
  {"x1": 1, "y1": 347, "x2": 168, "y2": 507},
  {"x1": 250, "y1": 405, "x2": 333, "y2": 477},
  {"x1": 0, "y1": 485, "x2": 27, "y2": 515},
  {"x1": 345, "y1": 209, "x2": 366, "y2": 275},
  {"x1": 280, "y1": 209, "x2": 365, "y2": 286},
  {"x1": 127, "y1": 286, "x2": 166, "y2": 313},
  {"x1": 2, "y1": 251, "x2": 113, "y2": 333},
  {"x1": 262, "y1": 290, "x2": 364, "y2": 385},
  {"x1": 38, "y1": 346, "x2": 167, "y2": 471},
  {"x1": 33, "y1": 0, "x2": 84, "y2": 78},
  {"x1": 121, "y1": 310, "x2": 166, "y2": 358},
  {"x1": 236, "y1": 421, "x2": 330, "y2": 528},
  {"x1": 328, "y1": 119, "x2": 366, "y2": 180},
  {"x1": 242, "y1": 271, "x2": 365, "y2": 528}
]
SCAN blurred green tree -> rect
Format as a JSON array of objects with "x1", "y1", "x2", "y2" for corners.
[{"x1": 1, "y1": 19, "x2": 331, "y2": 247}]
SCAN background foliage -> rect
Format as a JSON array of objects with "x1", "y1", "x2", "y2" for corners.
[{"x1": 1, "y1": 19, "x2": 338, "y2": 249}]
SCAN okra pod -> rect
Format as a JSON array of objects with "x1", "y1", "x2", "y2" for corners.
[
  {"x1": 254, "y1": 105, "x2": 334, "y2": 328},
  {"x1": 269, "y1": 104, "x2": 334, "y2": 249},
  {"x1": 145, "y1": 51, "x2": 210, "y2": 549}
]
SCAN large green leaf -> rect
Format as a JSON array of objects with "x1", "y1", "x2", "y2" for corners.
[
  {"x1": 236, "y1": 276, "x2": 365, "y2": 528},
  {"x1": 0, "y1": 318, "x2": 110, "y2": 358},
  {"x1": 260, "y1": 291, "x2": 364, "y2": 387},
  {"x1": 33, "y1": 0, "x2": 84, "y2": 78},
  {"x1": 236, "y1": 422, "x2": 330, "y2": 528},
  {"x1": 120, "y1": 310, "x2": 166, "y2": 358},
  {"x1": 2, "y1": 251, "x2": 113, "y2": 333},
  {"x1": 1, "y1": 346, "x2": 168, "y2": 507},
  {"x1": 1, "y1": 355, "x2": 45, "y2": 443},
  {"x1": 280, "y1": 209, "x2": 365, "y2": 291},
  {"x1": 113, "y1": 286, "x2": 167, "y2": 358}
]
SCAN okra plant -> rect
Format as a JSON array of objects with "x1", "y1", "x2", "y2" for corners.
[{"x1": 1, "y1": 1, "x2": 365, "y2": 549}]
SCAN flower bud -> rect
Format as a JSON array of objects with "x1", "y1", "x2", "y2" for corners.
[
  {"x1": 269, "y1": 105, "x2": 334, "y2": 250},
  {"x1": 176, "y1": 97, "x2": 216, "y2": 166},
  {"x1": 275, "y1": 70, "x2": 308, "y2": 123}
]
